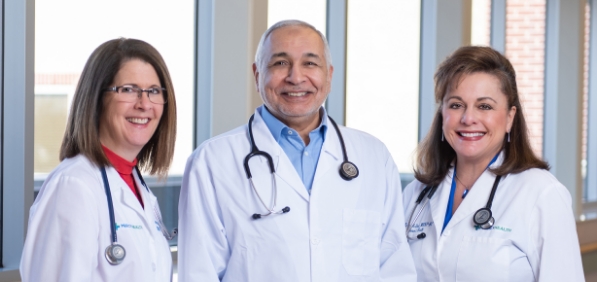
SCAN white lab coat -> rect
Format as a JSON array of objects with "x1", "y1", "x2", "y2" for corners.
[
  {"x1": 178, "y1": 109, "x2": 417, "y2": 282},
  {"x1": 20, "y1": 154, "x2": 172, "y2": 282},
  {"x1": 402, "y1": 153, "x2": 585, "y2": 282}
]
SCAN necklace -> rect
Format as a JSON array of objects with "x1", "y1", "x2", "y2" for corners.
[{"x1": 455, "y1": 174, "x2": 470, "y2": 198}]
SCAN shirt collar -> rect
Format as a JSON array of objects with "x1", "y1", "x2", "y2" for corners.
[
  {"x1": 102, "y1": 145, "x2": 138, "y2": 175},
  {"x1": 258, "y1": 105, "x2": 328, "y2": 143}
]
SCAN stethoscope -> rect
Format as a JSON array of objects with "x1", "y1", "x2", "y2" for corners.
[
  {"x1": 100, "y1": 166, "x2": 177, "y2": 265},
  {"x1": 405, "y1": 174, "x2": 503, "y2": 241},
  {"x1": 244, "y1": 113, "x2": 359, "y2": 219}
]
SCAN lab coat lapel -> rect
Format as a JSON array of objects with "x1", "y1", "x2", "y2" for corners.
[
  {"x1": 442, "y1": 153, "x2": 505, "y2": 233},
  {"x1": 442, "y1": 171, "x2": 495, "y2": 232},
  {"x1": 106, "y1": 166, "x2": 149, "y2": 227},
  {"x1": 252, "y1": 111, "x2": 310, "y2": 202},
  {"x1": 133, "y1": 170, "x2": 160, "y2": 236},
  {"x1": 429, "y1": 169, "x2": 453, "y2": 240},
  {"x1": 312, "y1": 116, "x2": 342, "y2": 183}
]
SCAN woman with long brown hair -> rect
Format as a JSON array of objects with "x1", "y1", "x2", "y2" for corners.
[
  {"x1": 403, "y1": 46, "x2": 584, "y2": 281},
  {"x1": 21, "y1": 38, "x2": 177, "y2": 281}
]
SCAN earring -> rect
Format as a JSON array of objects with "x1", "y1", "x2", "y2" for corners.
[
  {"x1": 441, "y1": 132, "x2": 445, "y2": 142},
  {"x1": 507, "y1": 132, "x2": 510, "y2": 143}
]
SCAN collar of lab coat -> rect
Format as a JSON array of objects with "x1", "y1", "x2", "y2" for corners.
[
  {"x1": 252, "y1": 109, "x2": 344, "y2": 201},
  {"x1": 429, "y1": 151, "x2": 506, "y2": 237},
  {"x1": 103, "y1": 166, "x2": 155, "y2": 231}
]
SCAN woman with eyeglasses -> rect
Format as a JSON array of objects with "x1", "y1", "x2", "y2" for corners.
[
  {"x1": 20, "y1": 38, "x2": 177, "y2": 281},
  {"x1": 402, "y1": 46, "x2": 584, "y2": 281}
]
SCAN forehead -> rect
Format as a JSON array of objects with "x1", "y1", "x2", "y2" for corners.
[
  {"x1": 446, "y1": 72, "x2": 505, "y2": 99},
  {"x1": 264, "y1": 26, "x2": 325, "y2": 58},
  {"x1": 113, "y1": 59, "x2": 159, "y2": 83}
]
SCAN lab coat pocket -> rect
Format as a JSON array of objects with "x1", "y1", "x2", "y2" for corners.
[
  {"x1": 342, "y1": 209, "x2": 381, "y2": 276},
  {"x1": 456, "y1": 236, "x2": 509, "y2": 282}
]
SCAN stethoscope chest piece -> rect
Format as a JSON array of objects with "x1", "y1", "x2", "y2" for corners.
[
  {"x1": 472, "y1": 174, "x2": 502, "y2": 230},
  {"x1": 340, "y1": 161, "x2": 359, "y2": 180},
  {"x1": 105, "y1": 243, "x2": 126, "y2": 265},
  {"x1": 473, "y1": 208, "x2": 494, "y2": 229}
]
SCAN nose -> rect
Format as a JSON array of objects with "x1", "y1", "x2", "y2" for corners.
[
  {"x1": 460, "y1": 107, "x2": 476, "y2": 125},
  {"x1": 135, "y1": 90, "x2": 153, "y2": 109},
  {"x1": 285, "y1": 64, "x2": 306, "y2": 85}
]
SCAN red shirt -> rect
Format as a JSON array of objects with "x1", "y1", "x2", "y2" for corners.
[{"x1": 102, "y1": 145, "x2": 144, "y2": 208}]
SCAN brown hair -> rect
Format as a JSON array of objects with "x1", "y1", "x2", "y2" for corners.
[
  {"x1": 414, "y1": 46, "x2": 548, "y2": 186},
  {"x1": 60, "y1": 38, "x2": 177, "y2": 177}
]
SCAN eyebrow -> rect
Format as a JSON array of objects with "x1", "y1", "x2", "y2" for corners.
[
  {"x1": 446, "y1": 96, "x2": 498, "y2": 103},
  {"x1": 270, "y1": 52, "x2": 322, "y2": 60},
  {"x1": 121, "y1": 83, "x2": 162, "y2": 88}
]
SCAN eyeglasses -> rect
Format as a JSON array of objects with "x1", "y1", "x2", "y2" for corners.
[{"x1": 106, "y1": 85, "x2": 167, "y2": 104}]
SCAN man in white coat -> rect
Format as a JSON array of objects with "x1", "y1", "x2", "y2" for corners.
[{"x1": 178, "y1": 19, "x2": 417, "y2": 282}]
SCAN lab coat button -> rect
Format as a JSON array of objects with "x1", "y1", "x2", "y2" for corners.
[{"x1": 311, "y1": 238, "x2": 320, "y2": 245}]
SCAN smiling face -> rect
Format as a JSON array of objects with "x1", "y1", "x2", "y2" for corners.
[
  {"x1": 442, "y1": 72, "x2": 516, "y2": 166},
  {"x1": 253, "y1": 25, "x2": 333, "y2": 130},
  {"x1": 99, "y1": 59, "x2": 164, "y2": 161}
]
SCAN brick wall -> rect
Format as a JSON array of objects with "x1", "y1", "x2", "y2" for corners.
[
  {"x1": 35, "y1": 73, "x2": 80, "y2": 85},
  {"x1": 505, "y1": 0, "x2": 546, "y2": 158}
]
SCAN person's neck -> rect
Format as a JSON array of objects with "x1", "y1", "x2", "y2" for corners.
[
  {"x1": 274, "y1": 111, "x2": 322, "y2": 146},
  {"x1": 100, "y1": 141, "x2": 139, "y2": 162},
  {"x1": 455, "y1": 156, "x2": 494, "y2": 189}
]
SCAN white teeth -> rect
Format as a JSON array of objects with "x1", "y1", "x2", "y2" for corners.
[
  {"x1": 287, "y1": 92, "x2": 307, "y2": 97},
  {"x1": 460, "y1": 132, "x2": 484, "y2": 137},
  {"x1": 127, "y1": 118, "x2": 149, "y2": 124}
]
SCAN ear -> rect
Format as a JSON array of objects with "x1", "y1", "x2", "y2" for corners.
[
  {"x1": 252, "y1": 63, "x2": 260, "y2": 92},
  {"x1": 325, "y1": 65, "x2": 334, "y2": 92},
  {"x1": 506, "y1": 105, "x2": 517, "y2": 133}
]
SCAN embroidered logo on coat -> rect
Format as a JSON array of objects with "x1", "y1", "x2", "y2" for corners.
[
  {"x1": 115, "y1": 223, "x2": 143, "y2": 230},
  {"x1": 475, "y1": 225, "x2": 512, "y2": 232}
]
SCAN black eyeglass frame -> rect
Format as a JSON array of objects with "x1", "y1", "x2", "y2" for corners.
[{"x1": 105, "y1": 85, "x2": 168, "y2": 104}]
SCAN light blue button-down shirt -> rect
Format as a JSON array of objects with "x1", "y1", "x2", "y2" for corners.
[{"x1": 259, "y1": 105, "x2": 327, "y2": 193}]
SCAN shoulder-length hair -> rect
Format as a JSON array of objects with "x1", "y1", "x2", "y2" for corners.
[
  {"x1": 414, "y1": 46, "x2": 548, "y2": 186},
  {"x1": 60, "y1": 38, "x2": 177, "y2": 178}
]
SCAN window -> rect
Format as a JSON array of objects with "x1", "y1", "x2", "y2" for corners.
[
  {"x1": 267, "y1": 0, "x2": 327, "y2": 31},
  {"x1": 35, "y1": 0, "x2": 195, "y2": 176},
  {"x1": 345, "y1": 0, "x2": 421, "y2": 175},
  {"x1": 34, "y1": 0, "x2": 195, "y2": 247}
]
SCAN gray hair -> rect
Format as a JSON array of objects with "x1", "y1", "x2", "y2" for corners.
[{"x1": 254, "y1": 19, "x2": 332, "y2": 72}]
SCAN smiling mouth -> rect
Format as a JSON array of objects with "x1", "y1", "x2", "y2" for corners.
[
  {"x1": 127, "y1": 118, "x2": 149, "y2": 125},
  {"x1": 459, "y1": 132, "x2": 485, "y2": 137},
  {"x1": 285, "y1": 92, "x2": 308, "y2": 97}
]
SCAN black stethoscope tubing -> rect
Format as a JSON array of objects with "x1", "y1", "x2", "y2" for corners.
[
  {"x1": 406, "y1": 174, "x2": 503, "y2": 241},
  {"x1": 101, "y1": 166, "x2": 176, "y2": 265},
  {"x1": 101, "y1": 167, "x2": 129, "y2": 265},
  {"x1": 245, "y1": 113, "x2": 358, "y2": 219},
  {"x1": 473, "y1": 175, "x2": 502, "y2": 228},
  {"x1": 406, "y1": 184, "x2": 439, "y2": 240}
]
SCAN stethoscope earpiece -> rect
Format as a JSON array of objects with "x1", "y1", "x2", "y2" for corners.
[
  {"x1": 105, "y1": 243, "x2": 126, "y2": 265},
  {"x1": 339, "y1": 161, "x2": 359, "y2": 180}
]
